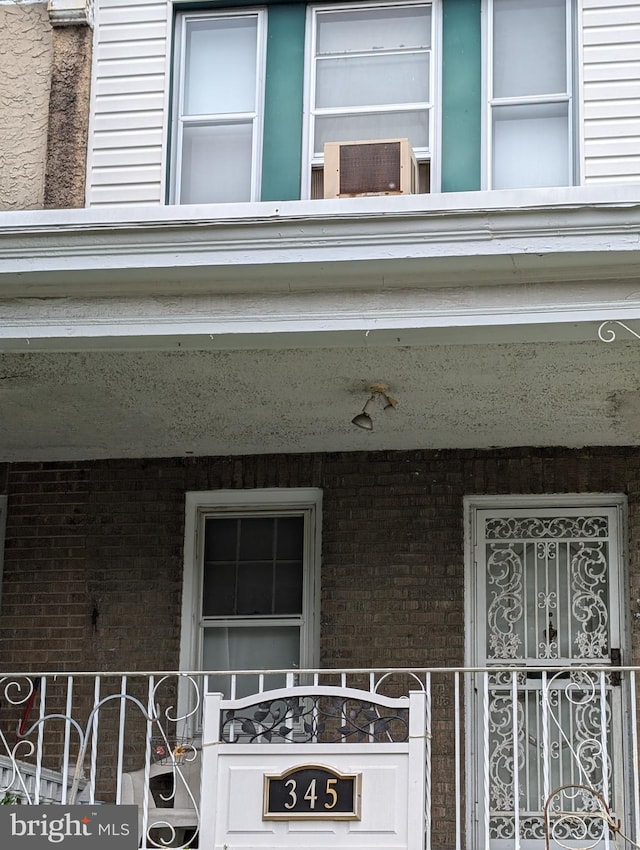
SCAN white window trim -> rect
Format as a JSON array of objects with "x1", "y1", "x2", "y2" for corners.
[
  {"x1": 169, "y1": 8, "x2": 268, "y2": 205},
  {"x1": 301, "y1": 0, "x2": 436, "y2": 199},
  {"x1": 483, "y1": 0, "x2": 575, "y2": 190},
  {"x1": 179, "y1": 488, "x2": 322, "y2": 679}
]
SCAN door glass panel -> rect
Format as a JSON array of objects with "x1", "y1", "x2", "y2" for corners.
[
  {"x1": 316, "y1": 53, "x2": 429, "y2": 109},
  {"x1": 487, "y1": 674, "x2": 613, "y2": 845},
  {"x1": 184, "y1": 16, "x2": 258, "y2": 115},
  {"x1": 492, "y1": 0, "x2": 566, "y2": 98},
  {"x1": 180, "y1": 122, "x2": 253, "y2": 203},
  {"x1": 492, "y1": 102, "x2": 569, "y2": 189}
]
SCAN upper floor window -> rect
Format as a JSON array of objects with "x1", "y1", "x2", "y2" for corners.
[
  {"x1": 170, "y1": 1, "x2": 432, "y2": 204},
  {"x1": 170, "y1": 10, "x2": 267, "y2": 204},
  {"x1": 168, "y1": 0, "x2": 574, "y2": 204},
  {"x1": 306, "y1": 2, "x2": 433, "y2": 197},
  {"x1": 488, "y1": 0, "x2": 574, "y2": 189}
]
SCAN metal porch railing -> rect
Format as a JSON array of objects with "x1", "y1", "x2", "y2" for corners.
[{"x1": 0, "y1": 666, "x2": 637, "y2": 850}]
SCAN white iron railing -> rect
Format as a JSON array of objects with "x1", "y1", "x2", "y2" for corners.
[{"x1": 0, "y1": 667, "x2": 637, "y2": 850}]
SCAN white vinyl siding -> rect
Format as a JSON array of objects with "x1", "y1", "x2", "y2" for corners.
[
  {"x1": 582, "y1": 0, "x2": 640, "y2": 183},
  {"x1": 86, "y1": 0, "x2": 169, "y2": 206}
]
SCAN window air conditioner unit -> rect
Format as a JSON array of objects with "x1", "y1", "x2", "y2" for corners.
[{"x1": 323, "y1": 138, "x2": 418, "y2": 199}]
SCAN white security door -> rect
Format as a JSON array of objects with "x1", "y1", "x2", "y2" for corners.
[{"x1": 467, "y1": 496, "x2": 629, "y2": 850}]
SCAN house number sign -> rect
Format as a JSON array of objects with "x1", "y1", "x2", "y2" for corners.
[{"x1": 263, "y1": 764, "x2": 361, "y2": 820}]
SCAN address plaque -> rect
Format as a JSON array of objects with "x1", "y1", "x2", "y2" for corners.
[{"x1": 263, "y1": 764, "x2": 362, "y2": 820}]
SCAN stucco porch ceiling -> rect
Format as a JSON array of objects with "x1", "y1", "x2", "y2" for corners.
[
  {"x1": 1, "y1": 332, "x2": 640, "y2": 461},
  {"x1": 2, "y1": 186, "x2": 640, "y2": 461}
]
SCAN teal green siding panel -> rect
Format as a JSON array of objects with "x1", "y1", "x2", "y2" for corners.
[
  {"x1": 261, "y1": 5, "x2": 306, "y2": 201},
  {"x1": 441, "y1": 0, "x2": 481, "y2": 192}
]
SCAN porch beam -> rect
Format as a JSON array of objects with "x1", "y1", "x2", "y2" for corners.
[
  {"x1": 0, "y1": 185, "x2": 639, "y2": 297},
  {"x1": 1, "y1": 278, "x2": 640, "y2": 352}
]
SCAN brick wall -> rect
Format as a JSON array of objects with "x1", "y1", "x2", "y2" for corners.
[
  {"x1": 1, "y1": 446, "x2": 638, "y2": 839},
  {"x1": 1, "y1": 446, "x2": 639, "y2": 674}
]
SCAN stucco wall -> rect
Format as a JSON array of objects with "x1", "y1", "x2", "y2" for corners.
[{"x1": 0, "y1": 3, "x2": 52, "y2": 210}]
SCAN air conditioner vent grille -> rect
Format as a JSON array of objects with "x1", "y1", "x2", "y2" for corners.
[
  {"x1": 323, "y1": 138, "x2": 418, "y2": 198},
  {"x1": 339, "y1": 142, "x2": 401, "y2": 195}
]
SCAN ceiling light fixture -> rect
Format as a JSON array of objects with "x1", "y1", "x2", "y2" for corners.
[{"x1": 351, "y1": 382, "x2": 397, "y2": 431}]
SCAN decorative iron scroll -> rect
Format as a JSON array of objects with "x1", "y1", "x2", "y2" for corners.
[
  {"x1": 485, "y1": 517, "x2": 609, "y2": 540},
  {"x1": 598, "y1": 320, "x2": 640, "y2": 343},
  {"x1": 544, "y1": 785, "x2": 619, "y2": 850},
  {"x1": 572, "y1": 543, "x2": 608, "y2": 659},
  {"x1": 488, "y1": 671, "x2": 615, "y2": 844},
  {"x1": 0, "y1": 674, "x2": 202, "y2": 850},
  {"x1": 221, "y1": 696, "x2": 409, "y2": 744},
  {"x1": 485, "y1": 518, "x2": 610, "y2": 664},
  {"x1": 487, "y1": 544, "x2": 524, "y2": 659}
]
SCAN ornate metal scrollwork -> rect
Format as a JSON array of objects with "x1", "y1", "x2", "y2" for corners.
[
  {"x1": 598, "y1": 320, "x2": 640, "y2": 343},
  {"x1": 485, "y1": 516, "x2": 609, "y2": 540},
  {"x1": 221, "y1": 695, "x2": 409, "y2": 744},
  {"x1": 487, "y1": 544, "x2": 524, "y2": 660}
]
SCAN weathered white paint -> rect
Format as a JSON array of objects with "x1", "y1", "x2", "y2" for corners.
[
  {"x1": 583, "y1": 0, "x2": 640, "y2": 184},
  {"x1": 47, "y1": 0, "x2": 93, "y2": 27},
  {"x1": 2, "y1": 185, "x2": 640, "y2": 298}
]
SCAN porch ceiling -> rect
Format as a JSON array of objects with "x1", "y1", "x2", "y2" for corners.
[
  {"x1": 2, "y1": 185, "x2": 640, "y2": 461},
  {"x1": 2, "y1": 334, "x2": 640, "y2": 461}
]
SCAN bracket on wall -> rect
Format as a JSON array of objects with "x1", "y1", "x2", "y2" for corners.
[
  {"x1": 47, "y1": 0, "x2": 94, "y2": 27},
  {"x1": 598, "y1": 320, "x2": 640, "y2": 342}
]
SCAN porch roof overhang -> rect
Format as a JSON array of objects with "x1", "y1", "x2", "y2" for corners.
[
  {"x1": 2, "y1": 185, "x2": 640, "y2": 461},
  {"x1": 2, "y1": 185, "x2": 640, "y2": 297}
]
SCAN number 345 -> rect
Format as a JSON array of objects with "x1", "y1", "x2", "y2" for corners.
[{"x1": 284, "y1": 778, "x2": 338, "y2": 810}]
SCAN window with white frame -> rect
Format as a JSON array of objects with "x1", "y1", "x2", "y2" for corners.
[
  {"x1": 306, "y1": 1, "x2": 434, "y2": 197},
  {"x1": 170, "y1": 10, "x2": 266, "y2": 204},
  {"x1": 179, "y1": 490, "x2": 321, "y2": 699},
  {"x1": 488, "y1": 0, "x2": 574, "y2": 189},
  {"x1": 169, "y1": 0, "x2": 575, "y2": 202}
]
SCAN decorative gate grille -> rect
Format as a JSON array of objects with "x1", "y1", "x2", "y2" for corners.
[{"x1": 470, "y1": 501, "x2": 626, "y2": 850}]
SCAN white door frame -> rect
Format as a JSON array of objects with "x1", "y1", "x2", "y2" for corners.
[{"x1": 463, "y1": 493, "x2": 630, "y2": 850}]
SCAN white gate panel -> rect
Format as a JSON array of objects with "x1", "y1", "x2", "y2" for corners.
[
  {"x1": 215, "y1": 749, "x2": 409, "y2": 844},
  {"x1": 201, "y1": 688, "x2": 427, "y2": 850}
]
